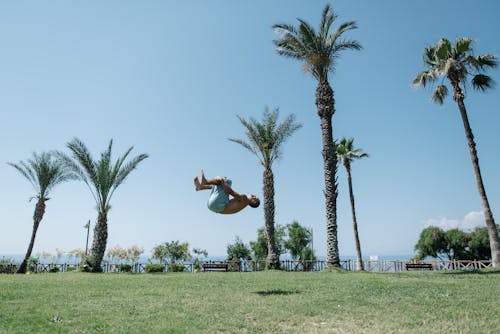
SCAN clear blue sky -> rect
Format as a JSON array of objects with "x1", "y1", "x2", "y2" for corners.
[{"x1": 1, "y1": 1, "x2": 499, "y2": 258}]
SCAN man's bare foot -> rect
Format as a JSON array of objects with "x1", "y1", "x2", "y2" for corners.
[
  {"x1": 194, "y1": 177, "x2": 202, "y2": 191},
  {"x1": 200, "y1": 169, "x2": 208, "y2": 185}
]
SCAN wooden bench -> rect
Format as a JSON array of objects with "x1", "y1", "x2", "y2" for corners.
[
  {"x1": 405, "y1": 263, "x2": 433, "y2": 271},
  {"x1": 202, "y1": 262, "x2": 229, "y2": 272}
]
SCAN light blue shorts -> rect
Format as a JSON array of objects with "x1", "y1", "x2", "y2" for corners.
[{"x1": 207, "y1": 179, "x2": 232, "y2": 213}]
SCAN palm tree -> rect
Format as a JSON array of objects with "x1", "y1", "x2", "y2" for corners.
[
  {"x1": 413, "y1": 37, "x2": 500, "y2": 268},
  {"x1": 229, "y1": 108, "x2": 301, "y2": 269},
  {"x1": 273, "y1": 5, "x2": 362, "y2": 267},
  {"x1": 336, "y1": 137, "x2": 368, "y2": 271},
  {"x1": 8, "y1": 152, "x2": 75, "y2": 273},
  {"x1": 57, "y1": 138, "x2": 148, "y2": 272}
]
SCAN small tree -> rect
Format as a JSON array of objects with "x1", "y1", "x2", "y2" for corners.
[
  {"x1": 445, "y1": 229, "x2": 472, "y2": 260},
  {"x1": 150, "y1": 244, "x2": 168, "y2": 263},
  {"x1": 468, "y1": 227, "x2": 493, "y2": 260},
  {"x1": 250, "y1": 225, "x2": 286, "y2": 260},
  {"x1": 58, "y1": 138, "x2": 148, "y2": 272},
  {"x1": 284, "y1": 221, "x2": 312, "y2": 259},
  {"x1": 230, "y1": 108, "x2": 301, "y2": 269},
  {"x1": 192, "y1": 248, "x2": 208, "y2": 271},
  {"x1": 227, "y1": 236, "x2": 252, "y2": 261},
  {"x1": 126, "y1": 245, "x2": 144, "y2": 263},
  {"x1": 414, "y1": 225, "x2": 495, "y2": 261},
  {"x1": 164, "y1": 241, "x2": 190, "y2": 263},
  {"x1": 151, "y1": 241, "x2": 190, "y2": 264},
  {"x1": 415, "y1": 226, "x2": 446, "y2": 260},
  {"x1": 8, "y1": 152, "x2": 76, "y2": 273}
]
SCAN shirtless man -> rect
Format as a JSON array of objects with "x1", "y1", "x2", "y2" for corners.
[{"x1": 194, "y1": 170, "x2": 260, "y2": 214}]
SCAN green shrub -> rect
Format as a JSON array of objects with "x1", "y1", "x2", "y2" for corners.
[
  {"x1": 28, "y1": 257, "x2": 39, "y2": 272},
  {"x1": 49, "y1": 266, "x2": 60, "y2": 273},
  {"x1": 0, "y1": 264, "x2": 17, "y2": 274},
  {"x1": 65, "y1": 266, "x2": 77, "y2": 272},
  {"x1": 119, "y1": 264, "x2": 133, "y2": 272},
  {"x1": 80, "y1": 255, "x2": 94, "y2": 272},
  {"x1": 145, "y1": 263, "x2": 165, "y2": 273},
  {"x1": 168, "y1": 263, "x2": 185, "y2": 272}
]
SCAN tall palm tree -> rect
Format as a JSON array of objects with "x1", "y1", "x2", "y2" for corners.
[
  {"x1": 336, "y1": 137, "x2": 368, "y2": 271},
  {"x1": 57, "y1": 138, "x2": 148, "y2": 272},
  {"x1": 229, "y1": 108, "x2": 301, "y2": 269},
  {"x1": 413, "y1": 37, "x2": 500, "y2": 268},
  {"x1": 273, "y1": 5, "x2": 362, "y2": 267},
  {"x1": 8, "y1": 152, "x2": 75, "y2": 273}
]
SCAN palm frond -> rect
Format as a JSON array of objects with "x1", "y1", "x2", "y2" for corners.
[
  {"x1": 112, "y1": 153, "x2": 149, "y2": 192},
  {"x1": 435, "y1": 38, "x2": 452, "y2": 60},
  {"x1": 273, "y1": 23, "x2": 307, "y2": 60},
  {"x1": 471, "y1": 74, "x2": 495, "y2": 91},
  {"x1": 431, "y1": 85, "x2": 448, "y2": 105},
  {"x1": 328, "y1": 21, "x2": 359, "y2": 49},
  {"x1": 273, "y1": 5, "x2": 361, "y2": 81},
  {"x1": 231, "y1": 109, "x2": 301, "y2": 168},
  {"x1": 336, "y1": 137, "x2": 368, "y2": 164},
  {"x1": 454, "y1": 37, "x2": 473, "y2": 57},
  {"x1": 7, "y1": 161, "x2": 38, "y2": 190},
  {"x1": 64, "y1": 138, "x2": 147, "y2": 213},
  {"x1": 476, "y1": 54, "x2": 498, "y2": 69},
  {"x1": 67, "y1": 138, "x2": 98, "y2": 187},
  {"x1": 319, "y1": 4, "x2": 337, "y2": 41},
  {"x1": 9, "y1": 152, "x2": 76, "y2": 199},
  {"x1": 332, "y1": 39, "x2": 363, "y2": 54},
  {"x1": 412, "y1": 71, "x2": 438, "y2": 88},
  {"x1": 228, "y1": 138, "x2": 257, "y2": 156}
]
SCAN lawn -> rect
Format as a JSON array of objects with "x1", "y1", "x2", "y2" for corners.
[{"x1": 0, "y1": 270, "x2": 499, "y2": 333}]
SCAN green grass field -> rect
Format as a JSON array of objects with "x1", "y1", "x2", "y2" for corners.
[{"x1": 1, "y1": 270, "x2": 499, "y2": 333}]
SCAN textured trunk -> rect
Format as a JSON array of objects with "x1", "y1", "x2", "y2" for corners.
[
  {"x1": 451, "y1": 79, "x2": 500, "y2": 268},
  {"x1": 17, "y1": 198, "x2": 46, "y2": 274},
  {"x1": 89, "y1": 211, "x2": 108, "y2": 272},
  {"x1": 345, "y1": 162, "x2": 364, "y2": 271},
  {"x1": 316, "y1": 80, "x2": 340, "y2": 267},
  {"x1": 263, "y1": 167, "x2": 280, "y2": 269}
]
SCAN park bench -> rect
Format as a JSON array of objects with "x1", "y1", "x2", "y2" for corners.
[
  {"x1": 405, "y1": 263, "x2": 433, "y2": 271},
  {"x1": 202, "y1": 262, "x2": 229, "y2": 272}
]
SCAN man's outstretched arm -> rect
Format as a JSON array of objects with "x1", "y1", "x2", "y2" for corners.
[{"x1": 221, "y1": 180, "x2": 246, "y2": 201}]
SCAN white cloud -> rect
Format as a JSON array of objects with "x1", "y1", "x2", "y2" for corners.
[{"x1": 422, "y1": 211, "x2": 485, "y2": 231}]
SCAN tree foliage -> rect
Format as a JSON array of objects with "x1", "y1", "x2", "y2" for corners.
[
  {"x1": 284, "y1": 221, "x2": 312, "y2": 259},
  {"x1": 151, "y1": 241, "x2": 190, "y2": 264},
  {"x1": 413, "y1": 37, "x2": 497, "y2": 104},
  {"x1": 249, "y1": 225, "x2": 286, "y2": 260},
  {"x1": 226, "y1": 236, "x2": 252, "y2": 261},
  {"x1": 414, "y1": 226, "x2": 495, "y2": 260},
  {"x1": 273, "y1": 4, "x2": 362, "y2": 83}
]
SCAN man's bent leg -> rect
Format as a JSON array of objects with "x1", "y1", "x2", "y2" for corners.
[{"x1": 194, "y1": 177, "x2": 211, "y2": 191}]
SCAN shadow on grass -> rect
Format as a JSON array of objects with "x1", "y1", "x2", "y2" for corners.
[
  {"x1": 442, "y1": 269, "x2": 500, "y2": 275},
  {"x1": 254, "y1": 289, "x2": 301, "y2": 296}
]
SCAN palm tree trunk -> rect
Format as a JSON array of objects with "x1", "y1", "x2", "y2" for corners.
[
  {"x1": 89, "y1": 211, "x2": 108, "y2": 272},
  {"x1": 316, "y1": 80, "x2": 340, "y2": 267},
  {"x1": 263, "y1": 167, "x2": 280, "y2": 269},
  {"x1": 345, "y1": 162, "x2": 364, "y2": 271},
  {"x1": 17, "y1": 198, "x2": 46, "y2": 274},
  {"x1": 452, "y1": 81, "x2": 500, "y2": 268}
]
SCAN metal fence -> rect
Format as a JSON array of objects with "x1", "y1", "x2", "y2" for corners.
[{"x1": 1, "y1": 259, "x2": 492, "y2": 274}]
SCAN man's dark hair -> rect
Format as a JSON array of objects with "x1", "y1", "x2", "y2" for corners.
[{"x1": 249, "y1": 198, "x2": 260, "y2": 208}]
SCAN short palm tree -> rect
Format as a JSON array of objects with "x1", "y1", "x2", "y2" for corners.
[
  {"x1": 57, "y1": 138, "x2": 148, "y2": 272},
  {"x1": 336, "y1": 137, "x2": 368, "y2": 271},
  {"x1": 229, "y1": 108, "x2": 301, "y2": 269},
  {"x1": 413, "y1": 37, "x2": 500, "y2": 268},
  {"x1": 8, "y1": 152, "x2": 75, "y2": 273},
  {"x1": 273, "y1": 4, "x2": 362, "y2": 267}
]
